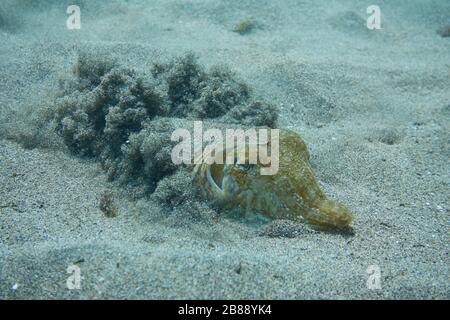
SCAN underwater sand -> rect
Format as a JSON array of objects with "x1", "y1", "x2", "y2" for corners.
[{"x1": 0, "y1": 0, "x2": 449, "y2": 299}]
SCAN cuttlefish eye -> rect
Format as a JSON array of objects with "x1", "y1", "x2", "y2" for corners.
[{"x1": 233, "y1": 163, "x2": 255, "y2": 172}]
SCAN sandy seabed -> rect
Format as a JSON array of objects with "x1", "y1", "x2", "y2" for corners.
[{"x1": 0, "y1": 0, "x2": 449, "y2": 299}]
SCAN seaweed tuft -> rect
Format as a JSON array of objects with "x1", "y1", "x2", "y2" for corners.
[
  {"x1": 49, "y1": 53, "x2": 278, "y2": 196},
  {"x1": 233, "y1": 17, "x2": 255, "y2": 35}
]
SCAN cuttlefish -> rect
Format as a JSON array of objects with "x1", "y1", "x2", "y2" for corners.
[{"x1": 191, "y1": 129, "x2": 353, "y2": 230}]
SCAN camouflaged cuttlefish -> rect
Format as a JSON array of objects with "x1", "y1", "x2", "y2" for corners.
[{"x1": 191, "y1": 129, "x2": 353, "y2": 230}]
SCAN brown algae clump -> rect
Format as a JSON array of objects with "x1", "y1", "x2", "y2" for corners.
[
  {"x1": 99, "y1": 190, "x2": 118, "y2": 217},
  {"x1": 233, "y1": 17, "x2": 255, "y2": 35},
  {"x1": 437, "y1": 25, "x2": 450, "y2": 37}
]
